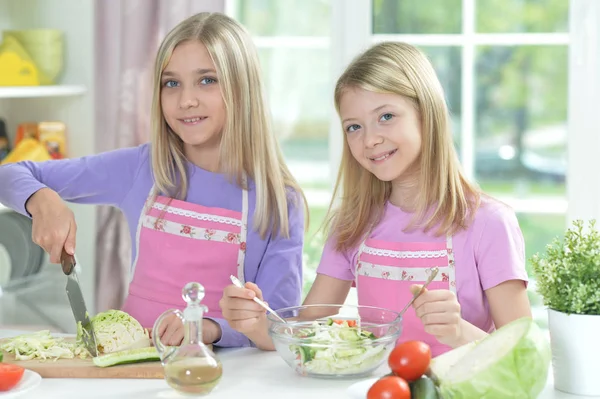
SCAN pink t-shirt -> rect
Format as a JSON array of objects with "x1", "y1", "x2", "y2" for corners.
[{"x1": 316, "y1": 196, "x2": 529, "y2": 334}]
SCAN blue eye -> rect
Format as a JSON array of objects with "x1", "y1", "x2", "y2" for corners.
[
  {"x1": 346, "y1": 124, "x2": 361, "y2": 133},
  {"x1": 380, "y1": 113, "x2": 393, "y2": 122},
  {"x1": 200, "y1": 77, "x2": 217, "y2": 85},
  {"x1": 163, "y1": 80, "x2": 179, "y2": 88}
]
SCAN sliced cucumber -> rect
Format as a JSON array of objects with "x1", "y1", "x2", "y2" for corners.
[
  {"x1": 359, "y1": 330, "x2": 376, "y2": 340},
  {"x1": 92, "y1": 347, "x2": 160, "y2": 368},
  {"x1": 301, "y1": 346, "x2": 316, "y2": 362},
  {"x1": 290, "y1": 344, "x2": 319, "y2": 364},
  {"x1": 338, "y1": 328, "x2": 360, "y2": 342}
]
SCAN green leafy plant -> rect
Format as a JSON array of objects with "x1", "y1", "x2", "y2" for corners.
[{"x1": 531, "y1": 219, "x2": 600, "y2": 315}]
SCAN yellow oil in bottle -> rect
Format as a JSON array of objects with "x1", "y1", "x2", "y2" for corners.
[{"x1": 164, "y1": 356, "x2": 223, "y2": 395}]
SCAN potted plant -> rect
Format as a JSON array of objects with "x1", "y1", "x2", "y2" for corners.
[{"x1": 531, "y1": 219, "x2": 600, "y2": 396}]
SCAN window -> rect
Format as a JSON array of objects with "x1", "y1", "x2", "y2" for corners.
[{"x1": 227, "y1": 1, "x2": 571, "y2": 324}]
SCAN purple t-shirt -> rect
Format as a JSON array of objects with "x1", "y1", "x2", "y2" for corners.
[
  {"x1": 0, "y1": 143, "x2": 305, "y2": 347},
  {"x1": 317, "y1": 197, "x2": 528, "y2": 334}
]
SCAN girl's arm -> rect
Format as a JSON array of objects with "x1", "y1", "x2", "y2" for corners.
[
  {"x1": 487, "y1": 279, "x2": 532, "y2": 327},
  {"x1": 303, "y1": 274, "x2": 353, "y2": 306},
  {"x1": 293, "y1": 240, "x2": 355, "y2": 323},
  {"x1": 453, "y1": 203, "x2": 532, "y2": 347},
  {"x1": 0, "y1": 144, "x2": 146, "y2": 215},
  {"x1": 450, "y1": 280, "x2": 531, "y2": 347}
]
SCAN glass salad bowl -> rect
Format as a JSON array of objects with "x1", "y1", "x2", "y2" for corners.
[{"x1": 267, "y1": 304, "x2": 402, "y2": 379}]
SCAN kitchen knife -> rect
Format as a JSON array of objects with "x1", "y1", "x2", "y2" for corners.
[{"x1": 61, "y1": 249, "x2": 99, "y2": 357}]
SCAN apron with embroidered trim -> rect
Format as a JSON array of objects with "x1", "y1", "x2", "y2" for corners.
[
  {"x1": 121, "y1": 185, "x2": 248, "y2": 329},
  {"x1": 355, "y1": 235, "x2": 456, "y2": 357}
]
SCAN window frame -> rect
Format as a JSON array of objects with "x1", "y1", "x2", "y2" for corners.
[{"x1": 225, "y1": 0, "x2": 598, "y2": 227}]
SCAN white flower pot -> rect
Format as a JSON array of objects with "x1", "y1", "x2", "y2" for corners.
[{"x1": 548, "y1": 309, "x2": 600, "y2": 396}]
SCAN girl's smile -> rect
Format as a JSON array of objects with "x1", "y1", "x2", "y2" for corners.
[
  {"x1": 179, "y1": 116, "x2": 207, "y2": 126},
  {"x1": 368, "y1": 148, "x2": 398, "y2": 164}
]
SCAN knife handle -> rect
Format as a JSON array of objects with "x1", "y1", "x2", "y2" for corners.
[{"x1": 61, "y1": 249, "x2": 76, "y2": 275}]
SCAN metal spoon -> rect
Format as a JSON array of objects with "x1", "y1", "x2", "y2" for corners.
[
  {"x1": 398, "y1": 267, "x2": 440, "y2": 317},
  {"x1": 229, "y1": 275, "x2": 288, "y2": 324}
]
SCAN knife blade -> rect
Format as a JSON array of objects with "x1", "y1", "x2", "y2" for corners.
[{"x1": 61, "y1": 249, "x2": 99, "y2": 357}]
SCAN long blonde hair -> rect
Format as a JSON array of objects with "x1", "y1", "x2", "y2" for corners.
[
  {"x1": 150, "y1": 12, "x2": 306, "y2": 238},
  {"x1": 326, "y1": 42, "x2": 480, "y2": 252}
]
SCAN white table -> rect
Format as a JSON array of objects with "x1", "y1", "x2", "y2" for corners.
[{"x1": 0, "y1": 330, "x2": 587, "y2": 399}]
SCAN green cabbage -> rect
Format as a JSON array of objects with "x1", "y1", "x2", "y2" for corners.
[
  {"x1": 429, "y1": 340, "x2": 477, "y2": 382},
  {"x1": 77, "y1": 309, "x2": 150, "y2": 355},
  {"x1": 432, "y1": 318, "x2": 551, "y2": 399}
]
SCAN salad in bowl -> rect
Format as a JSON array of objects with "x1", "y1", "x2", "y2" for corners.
[{"x1": 267, "y1": 304, "x2": 402, "y2": 378}]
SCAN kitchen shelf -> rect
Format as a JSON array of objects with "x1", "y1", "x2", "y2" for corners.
[{"x1": 0, "y1": 85, "x2": 87, "y2": 99}]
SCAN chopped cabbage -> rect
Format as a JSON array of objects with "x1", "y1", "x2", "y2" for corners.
[
  {"x1": 0, "y1": 310, "x2": 150, "y2": 361},
  {"x1": 289, "y1": 319, "x2": 386, "y2": 375},
  {"x1": 0, "y1": 330, "x2": 86, "y2": 361}
]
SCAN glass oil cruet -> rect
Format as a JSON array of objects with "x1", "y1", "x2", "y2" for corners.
[{"x1": 152, "y1": 282, "x2": 223, "y2": 396}]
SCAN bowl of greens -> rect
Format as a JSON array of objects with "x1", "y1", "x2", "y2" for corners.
[{"x1": 267, "y1": 304, "x2": 402, "y2": 379}]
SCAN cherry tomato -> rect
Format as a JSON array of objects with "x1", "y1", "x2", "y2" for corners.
[
  {"x1": 0, "y1": 364, "x2": 25, "y2": 391},
  {"x1": 367, "y1": 376, "x2": 411, "y2": 399},
  {"x1": 388, "y1": 340, "x2": 431, "y2": 382}
]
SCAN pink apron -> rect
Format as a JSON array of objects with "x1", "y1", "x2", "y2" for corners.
[
  {"x1": 121, "y1": 184, "x2": 248, "y2": 329},
  {"x1": 355, "y1": 234, "x2": 457, "y2": 357}
]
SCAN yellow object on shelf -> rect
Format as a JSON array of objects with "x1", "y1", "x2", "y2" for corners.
[
  {"x1": 15, "y1": 123, "x2": 39, "y2": 146},
  {"x1": 3, "y1": 30, "x2": 64, "y2": 85},
  {"x1": 0, "y1": 36, "x2": 40, "y2": 86},
  {"x1": 1, "y1": 137, "x2": 51, "y2": 165}
]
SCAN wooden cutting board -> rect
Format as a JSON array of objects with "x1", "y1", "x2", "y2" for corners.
[
  {"x1": 1, "y1": 351, "x2": 165, "y2": 379},
  {"x1": 1, "y1": 337, "x2": 214, "y2": 379},
  {"x1": 0, "y1": 340, "x2": 212, "y2": 379},
  {"x1": 0, "y1": 336, "x2": 165, "y2": 379}
]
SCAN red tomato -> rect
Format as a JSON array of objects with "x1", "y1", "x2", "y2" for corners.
[
  {"x1": 388, "y1": 341, "x2": 431, "y2": 382},
  {"x1": 0, "y1": 364, "x2": 25, "y2": 391},
  {"x1": 367, "y1": 376, "x2": 411, "y2": 399}
]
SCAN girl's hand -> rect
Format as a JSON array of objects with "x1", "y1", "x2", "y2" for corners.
[
  {"x1": 149, "y1": 319, "x2": 222, "y2": 346},
  {"x1": 219, "y1": 282, "x2": 267, "y2": 334},
  {"x1": 153, "y1": 314, "x2": 184, "y2": 346},
  {"x1": 410, "y1": 285, "x2": 463, "y2": 347},
  {"x1": 27, "y1": 188, "x2": 77, "y2": 264}
]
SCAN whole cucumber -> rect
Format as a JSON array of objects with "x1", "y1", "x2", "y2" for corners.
[{"x1": 410, "y1": 376, "x2": 440, "y2": 399}]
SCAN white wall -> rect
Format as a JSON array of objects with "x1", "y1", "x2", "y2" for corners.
[{"x1": 567, "y1": 0, "x2": 600, "y2": 226}]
